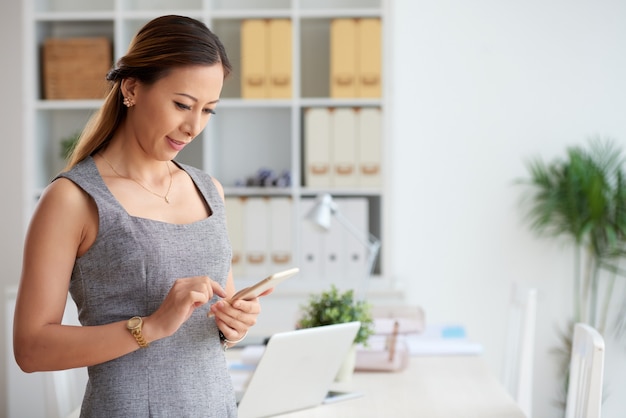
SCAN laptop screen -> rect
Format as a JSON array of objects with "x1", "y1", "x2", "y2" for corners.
[{"x1": 233, "y1": 322, "x2": 361, "y2": 418}]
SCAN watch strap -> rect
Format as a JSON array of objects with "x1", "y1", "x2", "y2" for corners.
[{"x1": 128, "y1": 316, "x2": 149, "y2": 348}]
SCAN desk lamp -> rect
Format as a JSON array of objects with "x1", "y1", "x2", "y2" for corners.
[{"x1": 305, "y1": 193, "x2": 381, "y2": 301}]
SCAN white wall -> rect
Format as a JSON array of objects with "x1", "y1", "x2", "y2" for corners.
[
  {"x1": 4, "y1": 1, "x2": 626, "y2": 417},
  {"x1": 0, "y1": 1, "x2": 25, "y2": 417},
  {"x1": 389, "y1": 1, "x2": 626, "y2": 417}
]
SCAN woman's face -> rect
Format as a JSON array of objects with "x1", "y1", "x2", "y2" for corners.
[{"x1": 125, "y1": 63, "x2": 224, "y2": 160}]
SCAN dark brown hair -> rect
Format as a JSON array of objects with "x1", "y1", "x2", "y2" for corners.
[{"x1": 65, "y1": 15, "x2": 231, "y2": 169}]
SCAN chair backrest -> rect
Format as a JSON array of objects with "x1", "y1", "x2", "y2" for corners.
[
  {"x1": 502, "y1": 284, "x2": 537, "y2": 418},
  {"x1": 44, "y1": 368, "x2": 86, "y2": 418},
  {"x1": 565, "y1": 323, "x2": 605, "y2": 418}
]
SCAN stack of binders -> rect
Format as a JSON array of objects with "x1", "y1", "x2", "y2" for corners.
[
  {"x1": 304, "y1": 107, "x2": 382, "y2": 188},
  {"x1": 330, "y1": 18, "x2": 382, "y2": 98},
  {"x1": 225, "y1": 197, "x2": 294, "y2": 279},
  {"x1": 240, "y1": 19, "x2": 292, "y2": 99},
  {"x1": 225, "y1": 196, "x2": 370, "y2": 284}
]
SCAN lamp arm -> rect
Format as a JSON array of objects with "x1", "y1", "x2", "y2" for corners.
[
  {"x1": 332, "y1": 208, "x2": 381, "y2": 301},
  {"x1": 332, "y1": 208, "x2": 380, "y2": 250}
]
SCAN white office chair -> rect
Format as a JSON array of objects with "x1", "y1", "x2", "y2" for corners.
[
  {"x1": 564, "y1": 323, "x2": 605, "y2": 418},
  {"x1": 44, "y1": 368, "x2": 86, "y2": 418},
  {"x1": 44, "y1": 295, "x2": 87, "y2": 418},
  {"x1": 502, "y1": 284, "x2": 537, "y2": 418}
]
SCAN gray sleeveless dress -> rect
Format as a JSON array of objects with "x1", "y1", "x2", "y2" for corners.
[{"x1": 57, "y1": 156, "x2": 237, "y2": 417}]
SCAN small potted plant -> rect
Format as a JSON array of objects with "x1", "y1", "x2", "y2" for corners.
[{"x1": 296, "y1": 285, "x2": 374, "y2": 381}]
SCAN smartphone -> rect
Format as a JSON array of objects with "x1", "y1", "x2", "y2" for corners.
[
  {"x1": 323, "y1": 391, "x2": 364, "y2": 404},
  {"x1": 229, "y1": 267, "x2": 300, "y2": 301}
]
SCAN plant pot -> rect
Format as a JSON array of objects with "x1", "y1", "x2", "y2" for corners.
[{"x1": 335, "y1": 344, "x2": 357, "y2": 382}]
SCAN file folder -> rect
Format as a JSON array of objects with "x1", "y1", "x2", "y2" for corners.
[
  {"x1": 340, "y1": 197, "x2": 369, "y2": 285},
  {"x1": 299, "y1": 198, "x2": 325, "y2": 280},
  {"x1": 225, "y1": 197, "x2": 246, "y2": 277},
  {"x1": 299, "y1": 197, "x2": 369, "y2": 283},
  {"x1": 241, "y1": 20, "x2": 268, "y2": 98},
  {"x1": 330, "y1": 19, "x2": 357, "y2": 98},
  {"x1": 321, "y1": 198, "x2": 346, "y2": 281},
  {"x1": 269, "y1": 197, "x2": 293, "y2": 270},
  {"x1": 331, "y1": 107, "x2": 358, "y2": 188},
  {"x1": 304, "y1": 107, "x2": 331, "y2": 187},
  {"x1": 357, "y1": 19, "x2": 382, "y2": 98},
  {"x1": 244, "y1": 197, "x2": 270, "y2": 278},
  {"x1": 268, "y1": 19, "x2": 292, "y2": 98},
  {"x1": 357, "y1": 107, "x2": 382, "y2": 187}
]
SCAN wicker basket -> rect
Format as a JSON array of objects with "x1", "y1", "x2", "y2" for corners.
[{"x1": 42, "y1": 37, "x2": 112, "y2": 100}]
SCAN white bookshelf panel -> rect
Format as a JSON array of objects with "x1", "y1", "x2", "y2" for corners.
[
  {"x1": 34, "y1": 109, "x2": 95, "y2": 189},
  {"x1": 34, "y1": 20, "x2": 114, "y2": 41},
  {"x1": 118, "y1": 18, "x2": 150, "y2": 54},
  {"x1": 209, "y1": 0, "x2": 290, "y2": 12},
  {"x1": 300, "y1": 18, "x2": 331, "y2": 98},
  {"x1": 298, "y1": 0, "x2": 381, "y2": 11},
  {"x1": 123, "y1": 0, "x2": 202, "y2": 12},
  {"x1": 34, "y1": 0, "x2": 114, "y2": 13},
  {"x1": 210, "y1": 18, "x2": 244, "y2": 99},
  {"x1": 207, "y1": 107, "x2": 292, "y2": 187}
]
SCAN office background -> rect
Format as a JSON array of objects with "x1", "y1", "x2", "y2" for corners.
[{"x1": 2, "y1": 1, "x2": 625, "y2": 417}]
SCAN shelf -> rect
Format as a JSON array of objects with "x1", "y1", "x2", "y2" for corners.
[
  {"x1": 223, "y1": 187, "x2": 295, "y2": 196},
  {"x1": 34, "y1": 0, "x2": 115, "y2": 13},
  {"x1": 35, "y1": 100, "x2": 104, "y2": 110},
  {"x1": 24, "y1": 0, "x2": 390, "y2": 286},
  {"x1": 217, "y1": 99, "x2": 293, "y2": 108},
  {"x1": 295, "y1": 9, "x2": 382, "y2": 18},
  {"x1": 34, "y1": 11, "x2": 116, "y2": 21},
  {"x1": 118, "y1": 10, "x2": 206, "y2": 20},
  {"x1": 298, "y1": 98, "x2": 383, "y2": 107},
  {"x1": 210, "y1": 9, "x2": 293, "y2": 19},
  {"x1": 300, "y1": 188, "x2": 383, "y2": 197}
]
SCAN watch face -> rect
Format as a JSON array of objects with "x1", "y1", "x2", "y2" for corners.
[{"x1": 127, "y1": 317, "x2": 142, "y2": 330}]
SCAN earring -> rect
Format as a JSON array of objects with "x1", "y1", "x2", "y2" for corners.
[{"x1": 123, "y1": 96, "x2": 135, "y2": 107}]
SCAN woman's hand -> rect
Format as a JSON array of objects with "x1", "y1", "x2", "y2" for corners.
[
  {"x1": 210, "y1": 295, "x2": 264, "y2": 344},
  {"x1": 145, "y1": 276, "x2": 227, "y2": 343}
]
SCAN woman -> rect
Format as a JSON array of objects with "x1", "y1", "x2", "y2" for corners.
[{"x1": 14, "y1": 15, "x2": 261, "y2": 417}]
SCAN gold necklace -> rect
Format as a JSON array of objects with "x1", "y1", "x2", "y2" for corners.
[{"x1": 99, "y1": 153, "x2": 173, "y2": 204}]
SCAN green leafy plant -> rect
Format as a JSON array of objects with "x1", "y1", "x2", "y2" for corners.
[
  {"x1": 518, "y1": 137, "x2": 626, "y2": 334},
  {"x1": 60, "y1": 131, "x2": 81, "y2": 160},
  {"x1": 296, "y1": 285, "x2": 374, "y2": 345},
  {"x1": 517, "y1": 137, "x2": 626, "y2": 406}
]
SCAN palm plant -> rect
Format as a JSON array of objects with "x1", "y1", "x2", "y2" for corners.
[
  {"x1": 517, "y1": 137, "x2": 626, "y2": 407},
  {"x1": 519, "y1": 138, "x2": 626, "y2": 333}
]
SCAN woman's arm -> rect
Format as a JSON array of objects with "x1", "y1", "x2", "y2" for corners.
[
  {"x1": 13, "y1": 178, "x2": 225, "y2": 372},
  {"x1": 13, "y1": 178, "x2": 144, "y2": 372}
]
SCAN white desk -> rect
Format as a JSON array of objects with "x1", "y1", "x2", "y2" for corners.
[{"x1": 274, "y1": 355, "x2": 526, "y2": 418}]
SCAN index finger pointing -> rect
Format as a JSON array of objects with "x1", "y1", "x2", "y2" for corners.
[{"x1": 210, "y1": 281, "x2": 227, "y2": 299}]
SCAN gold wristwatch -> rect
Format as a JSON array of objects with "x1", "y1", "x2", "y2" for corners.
[{"x1": 126, "y1": 316, "x2": 149, "y2": 348}]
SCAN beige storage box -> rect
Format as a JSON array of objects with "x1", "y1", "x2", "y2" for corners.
[{"x1": 42, "y1": 37, "x2": 112, "y2": 100}]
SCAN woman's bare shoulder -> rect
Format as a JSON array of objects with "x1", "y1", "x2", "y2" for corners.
[
  {"x1": 211, "y1": 177, "x2": 225, "y2": 200},
  {"x1": 43, "y1": 176, "x2": 92, "y2": 206},
  {"x1": 35, "y1": 177, "x2": 97, "y2": 229}
]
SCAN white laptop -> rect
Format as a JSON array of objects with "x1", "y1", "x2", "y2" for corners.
[{"x1": 236, "y1": 321, "x2": 361, "y2": 418}]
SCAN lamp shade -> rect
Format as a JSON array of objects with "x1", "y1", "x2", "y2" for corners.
[{"x1": 305, "y1": 193, "x2": 336, "y2": 231}]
